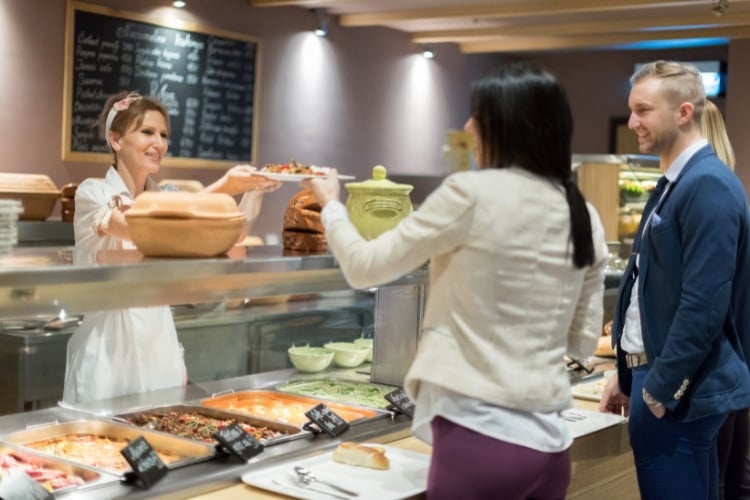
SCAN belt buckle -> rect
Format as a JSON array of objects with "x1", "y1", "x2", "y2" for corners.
[{"x1": 626, "y1": 352, "x2": 646, "y2": 368}]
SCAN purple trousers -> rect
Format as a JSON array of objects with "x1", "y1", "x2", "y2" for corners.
[{"x1": 427, "y1": 416, "x2": 571, "y2": 500}]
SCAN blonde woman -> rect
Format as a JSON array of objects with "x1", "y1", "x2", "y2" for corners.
[
  {"x1": 700, "y1": 100, "x2": 735, "y2": 170},
  {"x1": 700, "y1": 99, "x2": 750, "y2": 500}
]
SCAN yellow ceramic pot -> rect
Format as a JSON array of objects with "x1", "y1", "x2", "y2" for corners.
[{"x1": 344, "y1": 165, "x2": 413, "y2": 240}]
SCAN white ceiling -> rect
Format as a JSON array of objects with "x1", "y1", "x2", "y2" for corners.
[{"x1": 250, "y1": 0, "x2": 750, "y2": 53}]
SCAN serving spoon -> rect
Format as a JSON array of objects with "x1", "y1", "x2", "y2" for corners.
[{"x1": 294, "y1": 466, "x2": 359, "y2": 497}]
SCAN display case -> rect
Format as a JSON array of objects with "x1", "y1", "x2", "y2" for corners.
[
  {"x1": 574, "y1": 153, "x2": 660, "y2": 260},
  {"x1": 0, "y1": 244, "x2": 427, "y2": 497},
  {"x1": 0, "y1": 245, "x2": 426, "y2": 413},
  {"x1": 0, "y1": 231, "x2": 628, "y2": 499}
]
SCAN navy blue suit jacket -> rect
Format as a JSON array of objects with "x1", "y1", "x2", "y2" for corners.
[{"x1": 613, "y1": 145, "x2": 750, "y2": 421}]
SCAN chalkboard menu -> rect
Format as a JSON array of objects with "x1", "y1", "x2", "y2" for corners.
[{"x1": 63, "y1": 1, "x2": 259, "y2": 168}]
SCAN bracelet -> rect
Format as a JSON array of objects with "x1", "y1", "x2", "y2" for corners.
[{"x1": 642, "y1": 387, "x2": 663, "y2": 407}]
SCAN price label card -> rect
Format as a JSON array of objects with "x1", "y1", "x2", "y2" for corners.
[
  {"x1": 0, "y1": 468, "x2": 54, "y2": 500},
  {"x1": 120, "y1": 436, "x2": 168, "y2": 489},
  {"x1": 213, "y1": 422, "x2": 264, "y2": 461},
  {"x1": 385, "y1": 388, "x2": 415, "y2": 418},
  {"x1": 303, "y1": 403, "x2": 349, "y2": 438}
]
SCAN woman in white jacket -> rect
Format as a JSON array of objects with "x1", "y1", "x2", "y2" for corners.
[
  {"x1": 304, "y1": 62, "x2": 608, "y2": 499},
  {"x1": 63, "y1": 91, "x2": 280, "y2": 404}
]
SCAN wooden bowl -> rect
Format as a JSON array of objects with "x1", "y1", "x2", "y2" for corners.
[
  {"x1": 0, "y1": 173, "x2": 59, "y2": 221},
  {"x1": 126, "y1": 215, "x2": 245, "y2": 258},
  {"x1": 127, "y1": 191, "x2": 242, "y2": 219}
]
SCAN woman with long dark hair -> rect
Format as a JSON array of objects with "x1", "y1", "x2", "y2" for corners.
[{"x1": 304, "y1": 61, "x2": 608, "y2": 499}]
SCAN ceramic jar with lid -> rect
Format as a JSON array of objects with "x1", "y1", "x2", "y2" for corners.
[{"x1": 344, "y1": 165, "x2": 413, "y2": 240}]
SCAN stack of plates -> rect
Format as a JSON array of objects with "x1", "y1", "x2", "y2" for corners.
[{"x1": 0, "y1": 199, "x2": 23, "y2": 255}]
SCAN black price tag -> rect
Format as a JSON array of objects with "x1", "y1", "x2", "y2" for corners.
[
  {"x1": 303, "y1": 403, "x2": 349, "y2": 438},
  {"x1": 385, "y1": 388, "x2": 415, "y2": 418},
  {"x1": 120, "y1": 436, "x2": 168, "y2": 489},
  {"x1": 0, "y1": 468, "x2": 54, "y2": 500},
  {"x1": 213, "y1": 422, "x2": 264, "y2": 461}
]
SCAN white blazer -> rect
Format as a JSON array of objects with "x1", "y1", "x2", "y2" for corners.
[{"x1": 325, "y1": 167, "x2": 608, "y2": 412}]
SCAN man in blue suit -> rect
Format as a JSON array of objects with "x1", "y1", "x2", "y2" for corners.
[{"x1": 599, "y1": 60, "x2": 750, "y2": 499}]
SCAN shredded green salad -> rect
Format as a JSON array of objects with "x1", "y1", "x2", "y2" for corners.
[{"x1": 276, "y1": 378, "x2": 395, "y2": 409}]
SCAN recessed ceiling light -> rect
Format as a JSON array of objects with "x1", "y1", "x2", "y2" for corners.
[{"x1": 172, "y1": 1, "x2": 186, "y2": 8}]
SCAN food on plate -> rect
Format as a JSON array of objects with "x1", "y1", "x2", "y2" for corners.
[
  {"x1": 332, "y1": 441, "x2": 390, "y2": 470},
  {"x1": 595, "y1": 320, "x2": 615, "y2": 357},
  {"x1": 126, "y1": 411, "x2": 287, "y2": 444},
  {"x1": 276, "y1": 378, "x2": 394, "y2": 409},
  {"x1": 282, "y1": 189, "x2": 327, "y2": 254},
  {"x1": 262, "y1": 160, "x2": 329, "y2": 176},
  {"x1": 0, "y1": 452, "x2": 86, "y2": 491},
  {"x1": 23, "y1": 433, "x2": 182, "y2": 472}
]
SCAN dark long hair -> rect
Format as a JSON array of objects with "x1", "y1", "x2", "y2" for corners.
[{"x1": 470, "y1": 61, "x2": 595, "y2": 268}]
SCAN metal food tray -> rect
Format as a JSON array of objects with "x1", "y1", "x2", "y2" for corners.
[
  {"x1": 275, "y1": 378, "x2": 398, "y2": 410},
  {"x1": 199, "y1": 389, "x2": 391, "y2": 428},
  {"x1": 0, "y1": 419, "x2": 216, "y2": 477},
  {"x1": 114, "y1": 404, "x2": 308, "y2": 447},
  {"x1": 0, "y1": 443, "x2": 120, "y2": 494}
]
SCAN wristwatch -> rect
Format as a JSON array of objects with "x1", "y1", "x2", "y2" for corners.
[{"x1": 642, "y1": 387, "x2": 663, "y2": 408}]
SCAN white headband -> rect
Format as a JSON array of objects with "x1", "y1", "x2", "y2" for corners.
[{"x1": 105, "y1": 92, "x2": 142, "y2": 150}]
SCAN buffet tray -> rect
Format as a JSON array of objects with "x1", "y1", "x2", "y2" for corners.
[
  {"x1": 275, "y1": 378, "x2": 397, "y2": 410},
  {"x1": 199, "y1": 390, "x2": 390, "y2": 427},
  {"x1": 0, "y1": 443, "x2": 120, "y2": 494},
  {"x1": 114, "y1": 404, "x2": 308, "y2": 447},
  {"x1": 241, "y1": 443, "x2": 430, "y2": 500},
  {"x1": 0, "y1": 419, "x2": 216, "y2": 477}
]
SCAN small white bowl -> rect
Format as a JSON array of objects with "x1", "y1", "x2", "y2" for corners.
[
  {"x1": 288, "y1": 346, "x2": 334, "y2": 373},
  {"x1": 324, "y1": 342, "x2": 369, "y2": 368},
  {"x1": 353, "y1": 338, "x2": 373, "y2": 362}
]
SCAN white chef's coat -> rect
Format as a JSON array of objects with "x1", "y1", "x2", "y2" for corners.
[{"x1": 63, "y1": 167, "x2": 185, "y2": 404}]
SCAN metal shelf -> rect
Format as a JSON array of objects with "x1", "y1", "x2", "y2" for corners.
[{"x1": 0, "y1": 245, "x2": 429, "y2": 317}]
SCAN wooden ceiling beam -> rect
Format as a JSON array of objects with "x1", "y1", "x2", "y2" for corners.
[
  {"x1": 337, "y1": 0, "x2": 730, "y2": 27},
  {"x1": 413, "y1": 11, "x2": 750, "y2": 43},
  {"x1": 251, "y1": 0, "x2": 326, "y2": 6},
  {"x1": 459, "y1": 25, "x2": 750, "y2": 53}
]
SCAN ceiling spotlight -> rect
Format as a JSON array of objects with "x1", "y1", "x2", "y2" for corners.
[
  {"x1": 312, "y1": 9, "x2": 329, "y2": 37},
  {"x1": 421, "y1": 45, "x2": 435, "y2": 59},
  {"x1": 172, "y1": 0, "x2": 186, "y2": 7},
  {"x1": 711, "y1": 0, "x2": 729, "y2": 16}
]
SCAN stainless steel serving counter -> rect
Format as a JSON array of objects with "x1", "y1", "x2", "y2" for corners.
[
  {"x1": 0, "y1": 246, "x2": 428, "y2": 317},
  {"x1": 0, "y1": 368, "x2": 413, "y2": 499}
]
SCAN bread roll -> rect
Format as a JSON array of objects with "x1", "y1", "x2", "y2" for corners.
[
  {"x1": 332, "y1": 442, "x2": 389, "y2": 470},
  {"x1": 284, "y1": 207, "x2": 325, "y2": 233},
  {"x1": 282, "y1": 230, "x2": 327, "y2": 253},
  {"x1": 282, "y1": 189, "x2": 328, "y2": 253}
]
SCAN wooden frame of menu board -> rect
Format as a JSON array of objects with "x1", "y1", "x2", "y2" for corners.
[{"x1": 62, "y1": 1, "x2": 261, "y2": 169}]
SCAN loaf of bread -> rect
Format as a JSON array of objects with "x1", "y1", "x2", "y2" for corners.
[
  {"x1": 282, "y1": 189, "x2": 327, "y2": 253},
  {"x1": 282, "y1": 230, "x2": 327, "y2": 252},
  {"x1": 332, "y1": 442, "x2": 390, "y2": 470}
]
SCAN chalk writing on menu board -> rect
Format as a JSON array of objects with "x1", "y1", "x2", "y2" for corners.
[{"x1": 65, "y1": 2, "x2": 259, "y2": 166}]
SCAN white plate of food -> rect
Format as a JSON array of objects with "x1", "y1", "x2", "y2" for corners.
[
  {"x1": 241, "y1": 442, "x2": 430, "y2": 500},
  {"x1": 258, "y1": 162, "x2": 355, "y2": 182}
]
